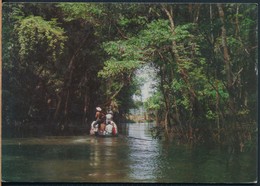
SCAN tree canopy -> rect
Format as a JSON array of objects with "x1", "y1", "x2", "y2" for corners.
[{"x1": 2, "y1": 3, "x2": 257, "y2": 148}]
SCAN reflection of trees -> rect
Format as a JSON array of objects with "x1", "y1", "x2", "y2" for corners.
[{"x1": 88, "y1": 137, "x2": 130, "y2": 181}]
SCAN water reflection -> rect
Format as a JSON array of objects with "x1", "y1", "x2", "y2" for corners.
[
  {"x1": 2, "y1": 136, "x2": 131, "y2": 182},
  {"x1": 2, "y1": 123, "x2": 257, "y2": 183},
  {"x1": 123, "y1": 123, "x2": 158, "y2": 181}
]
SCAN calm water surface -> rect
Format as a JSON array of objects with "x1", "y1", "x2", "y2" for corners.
[{"x1": 2, "y1": 123, "x2": 257, "y2": 183}]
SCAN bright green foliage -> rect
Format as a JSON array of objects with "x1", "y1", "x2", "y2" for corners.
[
  {"x1": 141, "y1": 19, "x2": 172, "y2": 46},
  {"x1": 57, "y1": 3, "x2": 103, "y2": 23},
  {"x1": 2, "y1": 3, "x2": 257, "y2": 145},
  {"x1": 17, "y1": 16, "x2": 67, "y2": 63},
  {"x1": 99, "y1": 59, "x2": 141, "y2": 78},
  {"x1": 144, "y1": 91, "x2": 164, "y2": 111},
  {"x1": 2, "y1": 4, "x2": 23, "y2": 70},
  {"x1": 99, "y1": 19, "x2": 173, "y2": 80}
]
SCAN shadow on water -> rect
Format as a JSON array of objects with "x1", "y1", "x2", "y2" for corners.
[{"x1": 2, "y1": 123, "x2": 257, "y2": 183}]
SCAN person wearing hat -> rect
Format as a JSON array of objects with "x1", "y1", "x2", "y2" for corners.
[
  {"x1": 93, "y1": 107, "x2": 102, "y2": 129},
  {"x1": 95, "y1": 107, "x2": 102, "y2": 118}
]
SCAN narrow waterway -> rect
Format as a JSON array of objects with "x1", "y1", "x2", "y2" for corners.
[{"x1": 2, "y1": 123, "x2": 257, "y2": 183}]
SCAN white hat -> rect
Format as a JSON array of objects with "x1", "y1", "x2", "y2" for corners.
[{"x1": 96, "y1": 107, "x2": 102, "y2": 111}]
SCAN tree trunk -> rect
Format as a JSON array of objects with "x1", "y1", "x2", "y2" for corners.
[
  {"x1": 155, "y1": 110, "x2": 159, "y2": 127},
  {"x1": 63, "y1": 57, "x2": 76, "y2": 124},
  {"x1": 54, "y1": 35, "x2": 90, "y2": 123},
  {"x1": 217, "y1": 4, "x2": 235, "y2": 113},
  {"x1": 188, "y1": 4, "x2": 200, "y2": 23},
  {"x1": 54, "y1": 92, "x2": 62, "y2": 121},
  {"x1": 210, "y1": 4, "x2": 214, "y2": 43},
  {"x1": 235, "y1": 4, "x2": 240, "y2": 38},
  {"x1": 193, "y1": 4, "x2": 201, "y2": 23},
  {"x1": 162, "y1": 5, "x2": 198, "y2": 117},
  {"x1": 159, "y1": 64, "x2": 170, "y2": 139},
  {"x1": 215, "y1": 79, "x2": 220, "y2": 142},
  {"x1": 83, "y1": 88, "x2": 90, "y2": 125},
  {"x1": 164, "y1": 108, "x2": 169, "y2": 140}
]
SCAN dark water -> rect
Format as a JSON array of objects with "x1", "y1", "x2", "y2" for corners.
[{"x1": 2, "y1": 123, "x2": 257, "y2": 183}]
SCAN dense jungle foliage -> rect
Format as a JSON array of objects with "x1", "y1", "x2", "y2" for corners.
[{"x1": 2, "y1": 3, "x2": 257, "y2": 150}]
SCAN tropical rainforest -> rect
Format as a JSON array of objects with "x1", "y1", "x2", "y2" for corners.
[{"x1": 2, "y1": 3, "x2": 257, "y2": 151}]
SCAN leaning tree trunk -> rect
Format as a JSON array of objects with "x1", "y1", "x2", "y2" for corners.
[
  {"x1": 159, "y1": 64, "x2": 170, "y2": 139},
  {"x1": 82, "y1": 69, "x2": 93, "y2": 125},
  {"x1": 54, "y1": 35, "x2": 90, "y2": 124},
  {"x1": 217, "y1": 4, "x2": 235, "y2": 114},
  {"x1": 162, "y1": 5, "x2": 198, "y2": 119}
]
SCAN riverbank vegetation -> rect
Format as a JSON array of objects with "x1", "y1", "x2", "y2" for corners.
[{"x1": 2, "y1": 3, "x2": 257, "y2": 151}]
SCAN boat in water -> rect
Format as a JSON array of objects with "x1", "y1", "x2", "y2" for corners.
[{"x1": 90, "y1": 121, "x2": 118, "y2": 137}]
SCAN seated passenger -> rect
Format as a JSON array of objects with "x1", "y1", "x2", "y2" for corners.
[
  {"x1": 104, "y1": 122, "x2": 113, "y2": 135},
  {"x1": 93, "y1": 107, "x2": 102, "y2": 128},
  {"x1": 98, "y1": 122, "x2": 105, "y2": 134},
  {"x1": 90, "y1": 121, "x2": 96, "y2": 135},
  {"x1": 111, "y1": 121, "x2": 118, "y2": 135},
  {"x1": 105, "y1": 110, "x2": 113, "y2": 124}
]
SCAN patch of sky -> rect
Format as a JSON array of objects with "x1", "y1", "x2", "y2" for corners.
[{"x1": 134, "y1": 63, "x2": 157, "y2": 102}]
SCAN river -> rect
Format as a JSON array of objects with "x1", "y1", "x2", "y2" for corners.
[{"x1": 2, "y1": 123, "x2": 257, "y2": 183}]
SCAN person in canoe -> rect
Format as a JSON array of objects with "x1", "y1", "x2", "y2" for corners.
[
  {"x1": 104, "y1": 110, "x2": 118, "y2": 136},
  {"x1": 90, "y1": 107, "x2": 104, "y2": 135},
  {"x1": 105, "y1": 110, "x2": 113, "y2": 125},
  {"x1": 90, "y1": 107, "x2": 118, "y2": 136}
]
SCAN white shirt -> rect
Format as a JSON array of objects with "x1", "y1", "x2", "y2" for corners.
[
  {"x1": 106, "y1": 113, "x2": 113, "y2": 120},
  {"x1": 105, "y1": 124, "x2": 113, "y2": 134}
]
